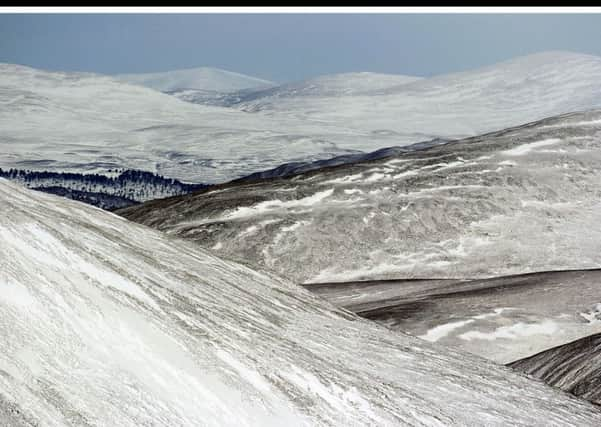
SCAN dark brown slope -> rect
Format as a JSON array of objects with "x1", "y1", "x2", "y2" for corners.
[
  {"x1": 509, "y1": 333, "x2": 601, "y2": 406},
  {"x1": 302, "y1": 269, "x2": 601, "y2": 364}
]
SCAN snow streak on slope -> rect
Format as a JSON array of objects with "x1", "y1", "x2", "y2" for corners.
[
  {"x1": 116, "y1": 66, "x2": 274, "y2": 92},
  {"x1": 120, "y1": 110, "x2": 601, "y2": 284},
  {"x1": 3, "y1": 179, "x2": 601, "y2": 425}
]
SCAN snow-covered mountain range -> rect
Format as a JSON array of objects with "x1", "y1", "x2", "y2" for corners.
[
  {"x1": 163, "y1": 71, "x2": 420, "y2": 108},
  {"x1": 0, "y1": 63, "x2": 381, "y2": 184},
  {"x1": 4, "y1": 46, "x2": 601, "y2": 424},
  {"x1": 227, "y1": 71, "x2": 421, "y2": 101},
  {"x1": 231, "y1": 51, "x2": 601, "y2": 138},
  {"x1": 117, "y1": 66, "x2": 274, "y2": 93},
  {"x1": 4, "y1": 178, "x2": 601, "y2": 425},
  {"x1": 3, "y1": 51, "x2": 601, "y2": 187}
]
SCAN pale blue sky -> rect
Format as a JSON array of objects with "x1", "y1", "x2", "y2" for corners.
[{"x1": 2, "y1": 13, "x2": 601, "y2": 82}]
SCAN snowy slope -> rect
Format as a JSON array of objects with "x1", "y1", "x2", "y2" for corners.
[
  {"x1": 2, "y1": 178, "x2": 601, "y2": 426},
  {"x1": 4, "y1": 52, "x2": 601, "y2": 186},
  {"x1": 119, "y1": 110, "x2": 601, "y2": 285},
  {"x1": 233, "y1": 138, "x2": 451, "y2": 183},
  {"x1": 117, "y1": 66, "x2": 274, "y2": 92},
  {"x1": 0, "y1": 63, "x2": 397, "y2": 183},
  {"x1": 167, "y1": 72, "x2": 421, "y2": 108},
  {"x1": 235, "y1": 51, "x2": 601, "y2": 140},
  {"x1": 231, "y1": 71, "x2": 422, "y2": 101}
]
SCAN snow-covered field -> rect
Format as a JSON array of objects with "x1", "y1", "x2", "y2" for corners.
[
  {"x1": 4, "y1": 179, "x2": 601, "y2": 425},
  {"x1": 3, "y1": 51, "x2": 601, "y2": 185}
]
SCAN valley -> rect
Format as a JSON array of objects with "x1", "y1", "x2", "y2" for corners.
[{"x1": 3, "y1": 26, "x2": 601, "y2": 424}]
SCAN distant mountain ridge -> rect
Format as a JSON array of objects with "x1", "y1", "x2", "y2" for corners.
[
  {"x1": 230, "y1": 51, "x2": 601, "y2": 136},
  {"x1": 234, "y1": 138, "x2": 452, "y2": 183},
  {"x1": 117, "y1": 66, "x2": 274, "y2": 92},
  {"x1": 4, "y1": 51, "x2": 601, "y2": 185}
]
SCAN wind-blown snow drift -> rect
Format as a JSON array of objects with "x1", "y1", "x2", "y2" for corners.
[{"x1": 1, "y1": 179, "x2": 600, "y2": 425}]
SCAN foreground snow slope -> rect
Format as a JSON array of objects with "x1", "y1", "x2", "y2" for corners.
[
  {"x1": 1, "y1": 179, "x2": 600, "y2": 426},
  {"x1": 117, "y1": 66, "x2": 274, "y2": 92},
  {"x1": 120, "y1": 110, "x2": 601, "y2": 284}
]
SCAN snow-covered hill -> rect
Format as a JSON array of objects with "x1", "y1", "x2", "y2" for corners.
[
  {"x1": 3, "y1": 52, "x2": 601, "y2": 186},
  {"x1": 2, "y1": 178, "x2": 601, "y2": 425},
  {"x1": 164, "y1": 72, "x2": 421, "y2": 107},
  {"x1": 233, "y1": 138, "x2": 451, "y2": 183},
  {"x1": 234, "y1": 51, "x2": 601, "y2": 140},
  {"x1": 116, "y1": 66, "x2": 274, "y2": 92},
  {"x1": 230, "y1": 71, "x2": 421, "y2": 101},
  {"x1": 119, "y1": 110, "x2": 601, "y2": 285},
  {"x1": 0, "y1": 63, "x2": 390, "y2": 183}
]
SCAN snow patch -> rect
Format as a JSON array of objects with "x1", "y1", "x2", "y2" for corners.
[
  {"x1": 364, "y1": 172, "x2": 388, "y2": 183},
  {"x1": 498, "y1": 160, "x2": 517, "y2": 166},
  {"x1": 419, "y1": 308, "x2": 511, "y2": 342},
  {"x1": 419, "y1": 320, "x2": 476, "y2": 342},
  {"x1": 580, "y1": 303, "x2": 601, "y2": 324},
  {"x1": 222, "y1": 189, "x2": 334, "y2": 220},
  {"x1": 323, "y1": 174, "x2": 364, "y2": 185},
  {"x1": 343, "y1": 188, "x2": 364, "y2": 195},
  {"x1": 502, "y1": 138, "x2": 562, "y2": 156},
  {"x1": 392, "y1": 170, "x2": 418, "y2": 179},
  {"x1": 459, "y1": 320, "x2": 559, "y2": 341}
]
